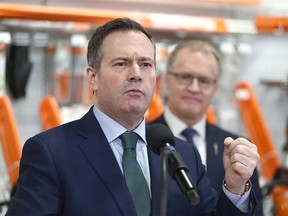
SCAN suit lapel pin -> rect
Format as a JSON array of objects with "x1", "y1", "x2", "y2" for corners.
[{"x1": 213, "y1": 143, "x2": 218, "y2": 156}]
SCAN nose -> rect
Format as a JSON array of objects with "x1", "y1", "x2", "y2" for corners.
[
  {"x1": 187, "y1": 78, "x2": 200, "y2": 91},
  {"x1": 128, "y1": 64, "x2": 142, "y2": 82}
]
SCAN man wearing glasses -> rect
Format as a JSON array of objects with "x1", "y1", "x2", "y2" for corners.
[{"x1": 150, "y1": 40, "x2": 263, "y2": 215}]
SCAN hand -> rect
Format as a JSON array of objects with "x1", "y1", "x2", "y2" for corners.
[{"x1": 223, "y1": 137, "x2": 260, "y2": 195}]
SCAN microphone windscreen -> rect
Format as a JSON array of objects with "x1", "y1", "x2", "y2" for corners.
[{"x1": 146, "y1": 123, "x2": 175, "y2": 155}]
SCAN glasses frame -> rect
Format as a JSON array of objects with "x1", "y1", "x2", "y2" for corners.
[{"x1": 168, "y1": 71, "x2": 217, "y2": 90}]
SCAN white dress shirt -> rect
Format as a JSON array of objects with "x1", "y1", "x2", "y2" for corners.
[
  {"x1": 92, "y1": 106, "x2": 151, "y2": 196},
  {"x1": 164, "y1": 107, "x2": 207, "y2": 166}
]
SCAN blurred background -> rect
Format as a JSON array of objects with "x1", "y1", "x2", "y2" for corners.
[{"x1": 0, "y1": 0, "x2": 288, "y2": 215}]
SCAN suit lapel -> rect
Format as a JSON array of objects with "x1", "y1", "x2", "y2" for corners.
[
  {"x1": 148, "y1": 149, "x2": 162, "y2": 215},
  {"x1": 205, "y1": 123, "x2": 224, "y2": 180},
  {"x1": 77, "y1": 107, "x2": 136, "y2": 216}
]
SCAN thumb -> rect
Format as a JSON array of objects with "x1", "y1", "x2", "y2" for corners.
[{"x1": 224, "y1": 137, "x2": 234, "y2": 153}]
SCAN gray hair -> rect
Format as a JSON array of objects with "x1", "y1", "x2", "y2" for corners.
[{"x1": 167, "y1": 40, "x2": 221, "y2": 75}]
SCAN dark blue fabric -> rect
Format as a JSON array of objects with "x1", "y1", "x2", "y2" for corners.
[
  {"x1": 181, "y1": 128, "x2": 197, "y2": 145},
  {"x1": 7, "y1": 107, "x2": 258, "y2": 215},
  {"x1": 150, "y1": 114, "x2": 262, "y2": 215}
]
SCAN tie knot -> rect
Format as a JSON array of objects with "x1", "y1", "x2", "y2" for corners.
[
  {"x1": 181, "y1": 128, "x2": 197, "y2": 144},
  {"x1": 120, "y1": 132, "x2": 138, "y2": 149},
  {"x1": 181, "y1": 128, "x2": 196, "y2": 137}
]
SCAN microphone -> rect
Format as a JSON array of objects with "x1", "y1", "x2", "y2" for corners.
[{"x1": 146, "y1": 123, "x2": 200, "y2": 205}]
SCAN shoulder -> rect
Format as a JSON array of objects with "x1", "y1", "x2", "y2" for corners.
[
  {"x1": 23, "y1": 119, "x2": 80, "y2": 152},
  {"x1": 36, "y1": 119, "x2": 80, "y2": 139}
]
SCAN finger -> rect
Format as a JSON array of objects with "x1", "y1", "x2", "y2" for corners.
[
  {"x1": 233, "y1": 137, "x2": 257, "y2": 150},
  {"x1": 224, "y1": 137, "x2": 234, "y2": 153},
  {"x1": 230, "y1": 152, "x2": 259, "y2": 168},
  {"x1": 226, "y1": 137, "x2": 258, "y2": 155},
  {"x1": 230, "y1": 144, "x2": 258, "y2": 158},
  {"x1": 230, "y1": 160, "x2": 255, "y2": 179}
]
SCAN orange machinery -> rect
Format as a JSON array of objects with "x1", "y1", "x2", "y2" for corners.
[
  {"x1": 146, "y1": 91, "x2": 164, "y2": 123},
  {"x1": 205, "y1": 105, "x2": 218, "y2": 125},
  {"x1": 0, "y1": 95, "x2": 22, "y2": 188},
  {"x1": 235, "y1": 81, "x2": 287, "y2": 215},
  {"x1": 235, "y1": 81, "x2": 281, "y2": 181},
  {"x1": 39, "y1": 95, "x2": 61, "y2": 130}
]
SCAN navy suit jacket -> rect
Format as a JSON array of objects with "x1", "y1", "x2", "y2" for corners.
[
  {"x1": 7, "y1": 107, "x2": 256, "y2": 215},
  {"x1": 150, "y1": 114, "x2": 263, "y2": 215}
]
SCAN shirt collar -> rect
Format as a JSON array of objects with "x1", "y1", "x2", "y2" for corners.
[
  {"x1": 93, "y1": 105, "x2": 147, "y2": 144},
  {"x1": 164, "y1": 106, "x2": 206, "y2": 140}
]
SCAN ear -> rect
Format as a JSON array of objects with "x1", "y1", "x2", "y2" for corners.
[{"x1": 86, "y1": 66, "x2": 98, "y2": 92}]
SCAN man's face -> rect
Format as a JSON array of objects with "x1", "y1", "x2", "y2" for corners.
[
  {"x1": 88, "y1": 31, "x2": 156, "y2": 125},
  {"x1": 166, "y1": 48, "x2": 218, "y2": 125}
]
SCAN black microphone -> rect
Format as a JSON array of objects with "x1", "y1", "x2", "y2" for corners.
[{"x1": 146, "y1": 123, "x2": 200, "y2": 205}]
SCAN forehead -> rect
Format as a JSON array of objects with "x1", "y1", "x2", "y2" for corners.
[
  {"x1": 102, "y1": 30, "x2": 154, "y2": 58},
  {"x1": 176, "y1": 48, "x2": 217, "y2": 65},
  {"x1": 172, "y1": 48, "x2": 219, "y2": 76}
]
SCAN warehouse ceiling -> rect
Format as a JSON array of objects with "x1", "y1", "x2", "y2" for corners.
[
  {"x1": 0, "y1": 0, "x2": 287, "y2": 44},
  {"x1": 2, "y1": 0, "x2": 288, "y2": 19}
]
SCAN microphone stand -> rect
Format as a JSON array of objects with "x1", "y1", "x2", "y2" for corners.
[{"x1": 160, "y1": 150, "x2": 170, "y2": 216}]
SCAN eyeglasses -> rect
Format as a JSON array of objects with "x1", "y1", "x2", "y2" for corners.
[{"x1": 168, "y1": 71, "x2": 217, "y2": 89}]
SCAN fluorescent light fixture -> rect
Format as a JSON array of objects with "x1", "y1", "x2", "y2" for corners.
[{"x1": 0, "y1": 32, "x2": 11, "y2": 44}]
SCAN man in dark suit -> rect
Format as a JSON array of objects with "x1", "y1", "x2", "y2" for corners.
[
  {"x1": 7, "y1": 18, "x2": 260, "y2": 215},
  {"x1": 150, "y1": 40, "x2": 263, "y2": 215}
]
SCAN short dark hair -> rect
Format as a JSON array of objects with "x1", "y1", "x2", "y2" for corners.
[{"x1": 87, "y1": 17, "x2": 156, "y2": 71}]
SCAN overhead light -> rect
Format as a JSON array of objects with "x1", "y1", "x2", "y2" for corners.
[
  {"x1": 225, "y1": 19, "x2": 257, "y2": 34},
  {"x1": 237, "y1": 42, "x2": 253, "y2": 54},
  {"x1": 70, "y1": 34, "x2": 87, "y2": 47},
  {"x1": 13, "y1": 32, "x2": 30, "y2": 45},
  {"x1": 220, "y1": 41, "x2": 235, "y2": 54},
  {"x1": 0, "y1": 32, "x2": 11, "y2": 44},
  {"x1": 33, "y1": 32, "x2": 49, "y2": 47}
]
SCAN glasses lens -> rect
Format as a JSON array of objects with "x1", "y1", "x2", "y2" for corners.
[{"x1": 169, "y1": 72, "x2": 215, "y2": 89}]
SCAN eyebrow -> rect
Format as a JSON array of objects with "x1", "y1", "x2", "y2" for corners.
[
  {"x1": 111, "y1": 57, "x2": 129, "y2": 62},
  {"x1": 111, "y1": 56, "x2": 154, "y2": 64}
]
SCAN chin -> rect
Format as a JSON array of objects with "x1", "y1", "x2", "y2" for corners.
[{"x1": 128, "y1": 106, "x2": 145, "y2": 114}]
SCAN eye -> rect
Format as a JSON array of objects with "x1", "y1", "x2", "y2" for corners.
[
  {"x1": 179, "y1": 74, "x2": 192, "y2": 80},
  {"x1": 140, "y1": 61, "x2": 153, "y2": 68},
  {"x1": 139, "y1": 61, "x2": 154, "y2": 72},
  {"x1": 198, "y1": 77, "x2": 210, "y2": 84},
  {"x1": 114, "y1": 61, "x2": 128, "y2": 68},
  {"x1": 113, "y1": 61, "x2": 128, "y2": 70},
  {"x1": 143, "y1": 62, "x2": 152, "y2": 67}
]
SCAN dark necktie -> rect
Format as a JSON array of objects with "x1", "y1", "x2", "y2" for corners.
[
  {"x1": 120, "y1": 132, "x2": 151, "y2": 216},
  {"x1": 181, "y1": 128, "x2": 197, "y2": 146}
]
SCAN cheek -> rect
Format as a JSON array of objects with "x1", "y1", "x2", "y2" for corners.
[
  {"x1": 203, "y1": 91, "x2": 215, "y2": 105},
  {"x1": 167, "y1": 84, "x2": 183, "y2": 97},
  {"x1": 99, "y1": 78, "x2": 119, "y2": 97},
  {"x1": 145, "y1": 75, "x2": 156, "y2": 91},
  {"x1": 148, "y1": 75, "x2": 156, "y2": 85}
]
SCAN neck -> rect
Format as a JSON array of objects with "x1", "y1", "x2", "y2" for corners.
[
  {"x1": 170, "y1": 110, "x2": 203, "y2": 128},
  {"x1": 118, "y1": 114, "x2": 144, "y2": 131}
]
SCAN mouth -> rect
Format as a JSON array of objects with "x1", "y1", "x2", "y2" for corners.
[
  {"x1": 182, "y1": 96, "x2": 202, "y2": 104},
  {"x1": 126, "y1": 88, "x2": 144, "y2": 96}
]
